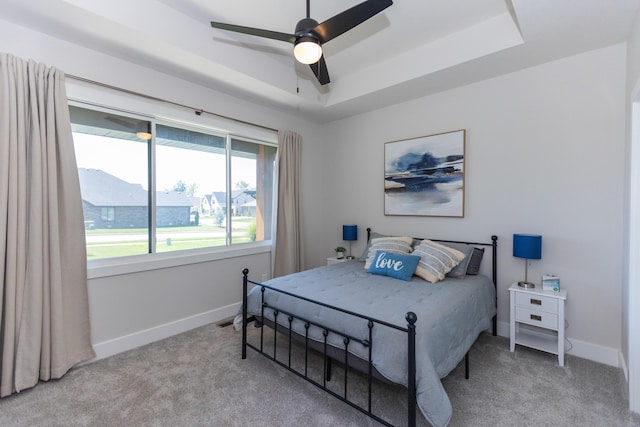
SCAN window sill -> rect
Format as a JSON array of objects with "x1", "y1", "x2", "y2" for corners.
[{"x1": 87, "y1": 241, "x2": 272, "y2": 279}]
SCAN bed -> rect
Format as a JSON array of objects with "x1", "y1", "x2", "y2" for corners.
[{"x1": 240, "y1": 231, "x2": 498, "y2": 427}]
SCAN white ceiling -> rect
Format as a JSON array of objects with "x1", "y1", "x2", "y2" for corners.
[{"x1": 2, "y1": 0, "x2": 640, "y2": 123}]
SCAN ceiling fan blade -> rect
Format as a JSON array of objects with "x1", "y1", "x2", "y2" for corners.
[
  {"x1": 211, "y1": 21, "x2": 296, "y2": 44},
  {"x1": 309, "y1": 55, "x2": 330, "y2": 85},
  {"x1": 313, "y1": 0, "x2": 393, "y2": 43},
  {"x1": 104, "y1": 116, "x2": 139, "y2": 131}
]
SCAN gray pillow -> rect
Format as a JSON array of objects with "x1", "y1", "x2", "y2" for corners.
[
  {"x1": 466, "y1": 247, "x2": 485, "y2": 275},
  {"x1": 441, "y1": 242, "x2": 474, "y2": 279}
]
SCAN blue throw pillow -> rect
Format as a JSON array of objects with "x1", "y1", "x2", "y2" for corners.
[{"x1": 367, "y1": 251, "x2": 420, "y2": 281}]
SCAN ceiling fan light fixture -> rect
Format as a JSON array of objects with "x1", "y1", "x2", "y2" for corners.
[{"x1": 294, "y1": 37, "x2": 322, "y2": 64}]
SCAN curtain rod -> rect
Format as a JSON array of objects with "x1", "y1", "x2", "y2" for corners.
[{"x1": 65, "y1": 74, "x2": 278, "y2": 133}]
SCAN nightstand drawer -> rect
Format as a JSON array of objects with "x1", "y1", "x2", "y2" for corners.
[
  {"x1": 515, "y1": 307, "x2": 558, "y2": 329},
  {"x1": 515, "y1": 292, "x2": 558, "y2": 314}
]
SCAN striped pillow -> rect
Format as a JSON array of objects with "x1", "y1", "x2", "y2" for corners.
[
  {"x1": 413, "y1": 240, "x2": 466, "y2": 283},
  {"x1": 364, "y1": 236, "x2": 414, "y2": 269}
]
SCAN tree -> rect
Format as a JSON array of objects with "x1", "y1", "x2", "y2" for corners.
[
  {"x1": 215, "y1": 209, "x2": 225, "y2": 227},
  {"x1": 173, "y1": 180, "x2": 199, "y2": 197},
  {"x1": 173, "y1": 180, "x2": 187, "y2": 192},
  {"x1": 185, "y1": 182, "x2": 199, "y2": 197},
  {"x1": 235, "y1": 180, "x2": 250, "y2": 190}
]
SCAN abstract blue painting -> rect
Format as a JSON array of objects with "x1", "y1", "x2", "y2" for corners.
[{"x1": 384, "y1": 130, "x2": 465, "y2": 217}]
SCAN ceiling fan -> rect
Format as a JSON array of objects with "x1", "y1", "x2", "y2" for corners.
[{"x1": 210, "y1": 0, "x2": 393, "y2": 85}]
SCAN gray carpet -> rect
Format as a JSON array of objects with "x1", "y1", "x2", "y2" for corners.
[{"x1": 0, "y1": 323, "x2": 638, "y2": 427}]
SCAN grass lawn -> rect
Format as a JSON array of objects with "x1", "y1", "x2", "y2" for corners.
[{"x1": 86, "y1": 219, "x2": 255, "y2": 259}]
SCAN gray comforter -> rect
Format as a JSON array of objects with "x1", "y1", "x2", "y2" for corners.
[{"x1": 244, "y1": 261, "x2": 496, "y2": 427}]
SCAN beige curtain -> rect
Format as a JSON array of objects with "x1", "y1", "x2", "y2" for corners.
[
  {"x1": 0, "y1": 53, "x2": 95, "y2": 397},
  {"x1": 273, "y1": 130, "x2": 304, "y2": 277}
]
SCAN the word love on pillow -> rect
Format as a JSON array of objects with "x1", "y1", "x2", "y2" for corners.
[
  {"x1": 367, "y1": 250, "x2": 421, "y2": 281},
  {"x1": 374, "y1": 252, "x2": 408, "y2": 270}
]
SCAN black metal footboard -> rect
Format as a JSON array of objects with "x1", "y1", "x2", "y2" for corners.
[{"x1": 241, "y1": 268, "x2": 417, "y2": 427}]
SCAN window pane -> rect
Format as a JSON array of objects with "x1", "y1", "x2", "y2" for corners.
[
  {"x1": 155, "y1": 124, "x2": 227, "y2": 252},
  {"x1": 70, "y1": 106, "x2": 150, "y2": 260},
  {"x1": 231, "y1": 139, "x2": 276, "y2": 244}
]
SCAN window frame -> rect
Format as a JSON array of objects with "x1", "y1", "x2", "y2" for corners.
[{"x1": 68, "y1": 97, "x2": 277, "y2": 279}]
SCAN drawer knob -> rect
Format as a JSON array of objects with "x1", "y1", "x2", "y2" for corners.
[
  {"x1": 531, "y1": 314, "x2": 542, "y2": 321},
  {"x1": 530, "y1": 298, "x2": 542, "y2": 305}
]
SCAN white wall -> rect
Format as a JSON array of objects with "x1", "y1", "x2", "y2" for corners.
[
  {"x1": 0, "y1": 19, "x2": 325, "y2": 360},
  {"x1": 318, "y1": 44, "x2": 627, "y2": 366},
  {"x1": 89, "y1": 253, "x2": 270, "y2": 358}
]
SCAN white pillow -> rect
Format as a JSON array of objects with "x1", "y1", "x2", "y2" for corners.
[
  {"x1": 413, "y1": 239, "x2": 465, "y2": 283},
  {"x1": 363, "y1": 236, "x2": 414, "y2": 269}
]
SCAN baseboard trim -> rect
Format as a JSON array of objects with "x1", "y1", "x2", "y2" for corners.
[
  {"x1": 620, "y1": 353, "x2": 629, "y2": 381},
  {"x1": 496, "y1": 320, "x2": 620, "y2": 367},
  {"x1": 86, "y1": 313, "x2": 620, "y2": 368},
  {"x1": 565, "y1": 337, "x2": 620, "y2": 367},
  {"x1": 87, "y1": 303, "x2": 240, "y2": 362}
]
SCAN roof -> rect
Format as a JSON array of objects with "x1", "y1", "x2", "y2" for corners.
[{"x1": 78, "y1": 168, "x2": 192, "y2": 207}]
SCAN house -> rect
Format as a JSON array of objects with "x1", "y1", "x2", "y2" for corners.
[
  {"x1": 78, "y1": 168, "x2": 192, "y2": 228},
  {"x1": 202, "y1": 190, "x2": 256, "y2": 218},
  {"x1": 209, "y1": 192, "x2": 227, "y2": 214},
  {"x1": 200, "y1": 194, "x2": 213, "y2": 216},
  {"x1": 1, "y1": 0, "x2": 640, "y2": 416},
  {"x1": 232, "y1": 190, "x2": 256, "y2": 217}
]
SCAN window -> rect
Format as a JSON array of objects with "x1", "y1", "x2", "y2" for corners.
[
  {"x1": 231, "y1": 138, "x2": 276, "y2": 244},
  {"x1": 100, "y1": 207, "x2": 115, "y2": 222},
  {"x1": 69, "y1": 104, "x2": 276, "y2": 261}
]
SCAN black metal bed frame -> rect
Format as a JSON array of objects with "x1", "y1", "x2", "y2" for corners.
[{"x1": 241, "y1": 233, "x2": 498, "y2": 427}]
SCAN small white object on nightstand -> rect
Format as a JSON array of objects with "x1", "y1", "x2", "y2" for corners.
[
  {"x1": 326, "y1": 257, "x2": 349, "y2": 266},
  {"x1": 509, "y1": 283, "x2": 567, "y2": 366}
]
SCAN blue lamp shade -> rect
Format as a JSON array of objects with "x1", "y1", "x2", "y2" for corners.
[
  {"x1": 513, "y1": 234, "x2": 542, "y2": 260},
  {"x1": 343, "y1": 225, "x2": 358, "y2": 241}
]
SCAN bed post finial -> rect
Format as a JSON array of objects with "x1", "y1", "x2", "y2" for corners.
[{"x1": 405, "y1": 311, "x2": 417, "y2": 324}]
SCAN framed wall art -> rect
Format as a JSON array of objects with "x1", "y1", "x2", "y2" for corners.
[{"x1": 384, "y1": 129, "x2": 465, "y2": 217}]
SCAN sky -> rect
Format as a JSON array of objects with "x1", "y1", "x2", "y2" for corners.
[{"x1": 73, "y1": 133, "x2": 256, "y2": 196}]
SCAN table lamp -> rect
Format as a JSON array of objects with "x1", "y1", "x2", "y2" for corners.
[
  {"x1": 513, "y1": 234, "x2": 542, "y2": 288},
  {"x1": 343, "y1": 225, "x2": 358, "y2": 259}
]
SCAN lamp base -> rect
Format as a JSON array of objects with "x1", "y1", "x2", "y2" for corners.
[
  {"x1": 517, "y1": 281, "x2": 536, "y2": 288},
  {"x1": 345, "y1": 256, "x2": 355, "y2": 260}
]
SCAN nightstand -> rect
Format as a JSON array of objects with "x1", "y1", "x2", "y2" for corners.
[
  {"x1": 326, "y1": 257, "x2": 349, "y2": 265},
  {"x1": 509, "y1": 283, "x2": 567, "y2": 366}
]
